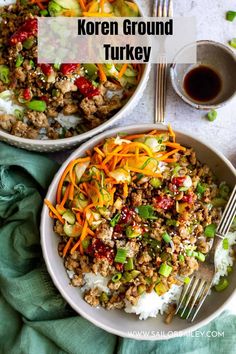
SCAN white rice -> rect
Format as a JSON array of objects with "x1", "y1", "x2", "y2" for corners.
[
  {"x1": 125, "y1": 285, "x2": 182, "y2": 320},
  {"x1": 82, "y1": 273, "x2": 110, "y2": 294},
  {"x1": 0, "y1": 90, "x2": 23, "y2": 116},
  {"x1": 213, "y1": 231, "x2": 236, "y2": 285},
  {"x1": 80, "y1": 231, "x2": 236, "y2": 320}
]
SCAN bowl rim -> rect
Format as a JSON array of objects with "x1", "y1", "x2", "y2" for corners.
[
  {"x1": 170, "y1": 39, "x2": 236, "y2": 110},
  {"x1": 40, "y1": 123, "x2": 236, "y2": 341},
  {"x1": 0, "y1": 1, "x2": 150, "y2": 148}
]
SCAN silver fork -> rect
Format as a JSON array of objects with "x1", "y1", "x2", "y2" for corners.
[
  {"x1": 176, "y1": 184, "x2": 236, "y2": 322},
  {"x1": 153, "y1": 0, "x2": 173, "y2": 123}
]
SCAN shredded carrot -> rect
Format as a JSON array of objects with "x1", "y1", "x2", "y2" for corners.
[
  {"x1": 83, "y1": 12, "x2": 114, "y2": 17},
  {"x1": 59, "y1": 184, "x2": 70, "y2": 208},
  {"x1": 88, "y1": 228, "x2": 95, "y2": 236},
  {"x1": 164, "y1": 142, "x2": 186, "y2": 151},
  {"x1": 168, "y1": 124, "x2": 176, "y2": 142},
  {"x1": 56, "y1": 157, "x2": 90, "y2": 204},
  {"x1": 49, "y1": 211, "x2": 57, "y2": 219},
  {"x1": 149, "y1": 129, "x2": 157, "y2": 135},
  {"x1": 31, "y1": 0, "x2": 48, "y2": 10},
  {"x1": 118, "y1": 64, "x2": 128, "y2": 78},
  {"x1": 123, "y1": 183, "x2": 128, "y2": 198},
  {"x1": 100, "y1": 0, "x2": 105, "y2": 12},
  {"x1": 44, "y1": 199, "x2": 65, "y2": 224},
  {"x1": 97, "y1": 64, "x2": 107, "y2": 82},
  {"x1": 127, "y1": 167, "x2": 162, "y2": 178},
  {"x1": 120, "y1": 134, "x2": 146, "y2": 141},
  {"x1": 94, "y1": 146, "x2": 105, "y2": 158},
  {"x1": 63, "y1": 238, "x2": 73, "y2": 258},
  {"x1": 69, "y1": 171, "x2": 76, "y2": 201},
  {"x1": 86, "y1": 149, "x2": 92, "y2": 156},
  {"x1": 158, "y1": 148, "x2": 180, "y2": 161},
  {"x1": 76, "y1": 212, "x2": 82, "y2": 224},
  {"x1": 135, "y1": 147, "x2": 139, "y2": 163},
  {"x1": 164, "y1": 158, "x2": 178, "y2": 163},
  {"x1": 79, "y1": 0, "x2": 87, "y2": 11},
  {"x1": 71, "y1": 220, "x2": 88, "y2": 255},
  {"x1": 124, "y1": 142, "x2": 153, "y2": 157},
  {"x1": 83, "y1": 203, "x2": 95, "y2": 216}
]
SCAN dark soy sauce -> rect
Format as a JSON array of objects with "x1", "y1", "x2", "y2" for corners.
[{"x1": 183, "y1": 65, "x2": 222, "y2": 102}]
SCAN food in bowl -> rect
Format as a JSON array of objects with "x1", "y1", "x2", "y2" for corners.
[
  {"x1": 45, "y1": 127, "x2": 236, "y2": 322},
  {"x1": 0, "y1": 0, "x2": 142, "y2": 139}
]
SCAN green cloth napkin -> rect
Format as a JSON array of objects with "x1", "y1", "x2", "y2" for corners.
[{"x1": 0, "y1": 142, "x2": 236, "y2": 354}]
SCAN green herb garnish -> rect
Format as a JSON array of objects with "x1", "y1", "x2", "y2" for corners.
[
  {"x1": 207, "y1": 109, "x2": 217, "y2": 122},
  {"x1": 136, "y1": 205, "x2": 157, "y2": 220}
]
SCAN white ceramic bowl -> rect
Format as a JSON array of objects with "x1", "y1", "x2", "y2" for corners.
[
  {"x1": 0, "y1": 1, "x2": 150, "y2": 152},
  {"x1": 40, "y1": 124, "x2": 236, "y2": 340}
]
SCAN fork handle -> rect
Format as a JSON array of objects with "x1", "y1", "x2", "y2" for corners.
[{"x1": 207, "y1": 232, "x2": 225, "y2": 265}]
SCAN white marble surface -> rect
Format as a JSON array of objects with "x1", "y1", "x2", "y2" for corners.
[{"x1": 51, "y1": 0, "x2": 236, "y2": 166}]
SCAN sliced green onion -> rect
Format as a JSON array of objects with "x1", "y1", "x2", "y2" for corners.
[
  {"x1": 114, "y1": 248, "x2": 127, "y2": 264},
  {"x1": 62, "y1": 210, "x2": 75, "y2": 225},
  {"x1": 229, "y1": 38, "x2": 236, "y2": 49},
  {"x1": 110, "y1": 213, "x2": 121, "y2": 227},
  {"x1": 162, "y1": 231, "x2": 171, "y2": 243},
  {"x1": 26, "y1": 100, "x2": 47, "y2": 112},
  {"x1": 130, "y1": 270, "x2": 140, "y2": 279},
  {"x1": 40, "y1": 9, "x2": 49, "y2": 16},
  {"x1": 126, "y1": 225, "x2": 142, "y2": 238},
  {"x1": 214, "y1": 278, "x2": 229, "y2": 292},
  {"x1": 186, "y1": 249, "x2": 194, "y2": 257},
  {"x1": 166, "y1": 219, "x2": 179, "y2": 227},
  {"x1": 158, "y1": 263, "x2": 173, "y2": 277},
  {"x1": 207, "y1": 109, "x2": 217, "y2": 122},
  {"x1": 124, "y1": 257, "x2": 134, "y2": 271},
  {"x1": 223, "y1": 238, "x2": 229, "y2": 250},
  {"x1": 29, "y1": 60, "x2": 35, "y2": 68},
  {"x1": 54, "y1": 63, "x2": 61, "y2": 70},
  {"x1": 100, "y1": 292, "x2": 109, "y2": 303},
  {"x1": 154, "y1": 282, "x2": 168, "y2": 295},
  {"x1": 197, "y1": 182, "x2": 207, "y2": 195},
  {"x1": 219, "y1": 183, "x2": 230, "y2": 199},
  {"x1": 82, "y1": 237, "x2": 90, "y2": 250},
  {"x1": 178, "y1": 254, "x2": 185, "y2": 263},
  {"x1": 112, "y1": 273, "x2": 122, "y2": 283},
  {"x1": 172, "y1": 164, "x2": 181, "y2": 176},
  {"x1": 136, "y1": 205, "x2": 157, "y2": 219},
  {"x1": 63, "y1": 223, "x2": 82, "y2": 237},
  {"x1": 0, "y1": 65, "x2": 10, "y2": 84},
  {"x1": 14, "y1": 109, "x2": 24, "y2": 120},
  {"x1": 15, "y1": 54, "x2": 24, "y2": 68},
  {"x1": 227, "y1": 266, "x2": 233, "y2": 274},
  {"x1": 195, "y1": 252, "x2": 205, "y2": 262},
  {"x1": 184, "y1": 277, "x2": 191, "y2": 284},
  {"x1": 150, "y1": 177, "x2": 162, "y2": 188},
  {"x1": 226, "y1": 11, "x2": 236, "y2": 21},
  {"x1": 212, "y1": 198, "x2": 227, "y2": 207},
  {"x1": 204, "y1": 224, "x2": 217, "y2": 238},
  {"x1": 137, "y1": 284, "x2": 146, "y2": 295},
  {"x1": 23, "y1": 38, "x2": 35, "y2": 49}
]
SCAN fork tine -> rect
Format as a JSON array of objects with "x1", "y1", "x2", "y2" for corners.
[
  {"x1": 190, "y1": 281, "x2": 212, "y2": 322},
  {"x1": 218, "y1": 186, "x2": 236, "y2": 234},
  {"x1": 185, "y1": 278, "x2": 205, "y2": 320},
  {"x1": 158, "y1": 0, "x2": 162, "y2": 17},
  {"x1": 162, "y1": 0, "x2": 167, "y2": 17},
  {"x1": 175, "y1": 276, "x2": 194, "y2": 314},
  {"x1": 221, "y1": 202, "x2": 236, "y2": 235},
  {"x1": 168, "y1": 0, "x2": 173, "y2": 17},
  {"x1": 152, "y1": 0, "x2": 158, "y2": 17},
  {"x1": 217, "y1": 185, "x2": 236, "y2": 234},
  {"x1": 180, "y1": 277, "x2": 199, "y2": 317}
]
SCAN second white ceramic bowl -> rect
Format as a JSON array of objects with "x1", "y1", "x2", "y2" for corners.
[{"x1": 40, "y1": 124, "x2": 236, "y2": 341}]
